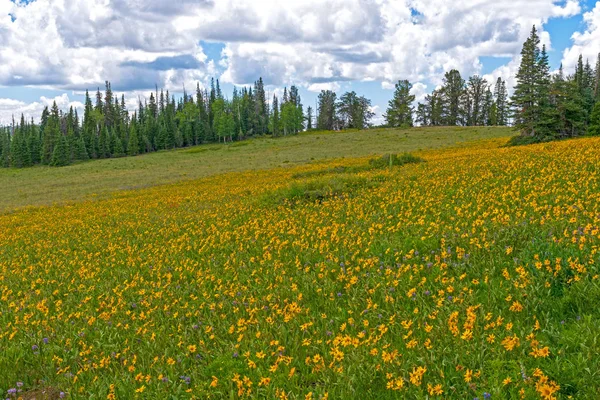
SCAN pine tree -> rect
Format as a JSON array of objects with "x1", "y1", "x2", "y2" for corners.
[
  {"x1": 41, "y1": 101, "x2": 61, "y2": 164},
  {"x1": 415, "y1": 103, "x2": 429, "y2": 126},
  {"x1": 306, "y1": 106, "x2": 313, "y2": 130},
  {"x1": 127, "y1": 124, "x2": 139, "y2": 156},
  {"x1": 440, "y1": 70, "x2": 465, "y2": 126},
  {"x1": 112, "y1": 131, "x2": 125, "y2": 157},
  {"x1": 494, "y1": 78, "x2": 508, "y2": 125},
  {"x1": 536, "y1": 45, "x2": 559, "y2": 137},
  {"x1": 0, "y1": 129, "x2": 10, "y2": 167},
  {"x1": 316, "y1": 90, "x2": 337, "y2": 131},
  {"x1": 511, "y1": 26, "x2": 542, "y2": 137},
  {"x1": 98, "y1": 126, "x2": 110, "y2": 158},
  {"x1": 385, "y1": 80, "x2": 415, "y2": 128},
  {"x1": 76, "y1": 136, "x2": 89, "y2": 161},
  {"x1": 28, "y1": 123, "x2": 41, "y2": 164},
  {"x1": 51, "y1": 135, "x2": 70, "y2": 167},
  {"x1": 271, "y1": 95, "x2": 280, "y2": 136},
  {"x1": 465, "y1": 76, "x2": 488, "y2": 126}
]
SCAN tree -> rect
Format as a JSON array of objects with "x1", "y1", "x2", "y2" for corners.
[
  {"x1": 511, "y1": 26, "x2": 543, "y2": 136},
  {"x1": 494, "y1": 78, "x2": 508, "y2": 126},
  {"x1": 98, "y1": 126, "x2": 110, "y2": 158},
  {"x1": 338, "y1": 91, "x2": 375, "y2": 130},
  {"x1": 441, "y1": 70, "x2": 465, "y2": 126},
  {"x1": 270, "y1": 95, "x2": 280, "y2": 136},
  {"x1": 415, "y1": 103, "x2": 429, "y2": 126},
  {"x1": 51, "y1": 135, "x2": 70, "y2": 167},
  {"x1": 111, "y1": 131, "x2": 125, "y2": 157},
  {"x1": 306, "y1": 106, "x2": 313, "y2": 130},
  {"x1": 41, "y1": 101, "x2": 61, "y2": 164},
  {"x1": 589, "y1": 101, "x2": 600, "y2": 136},
  {"x1": 464, "y1": 76, "x2": 488, "y2": 126},
  {"x1": 385, "y1": 80, "x2": 415, "y2": 128},
  {"x1": 317, "y1": 90, "x2": 337, "y2": 131}
]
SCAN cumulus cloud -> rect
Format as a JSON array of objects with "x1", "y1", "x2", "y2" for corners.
[
  {"x1": 0, "y1": 94, "x2": 84, "y2": 125},
  {"x1": 562, "y1": 1, "x2": 600, "y2": 73},
  {"x1": 0, "y1": 0, "x2": 589, "y2": 121}
]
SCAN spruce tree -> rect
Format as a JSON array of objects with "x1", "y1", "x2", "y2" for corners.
[
  {"x1": 271, "y1": 95, "x2": 280, "y2": 136},
  {"x1": 385, "y1": 80, "x2": 415, "y2": 128},
  {"x1": 112, "y1": 131, "x2": 125, "y2": 157},
  {"x1": 494, "y1": 78, "x2": 508, "y2": 125},
  {"x1": 99, "y1": 126, "x2": 110, "y2": 158},
  {"x1": 511, "y1": 26, "x2": 542, "y2": 137},
  {"x1": 41, "y1": 101, "x2": 61, "y2": 164},
  {"x1": 127, "y1": 124, "x2": 139, "y2": 156},
  {"x1": 440, "y1": 70, "x2": 465, "y2": 126},
  {"x1": 51, "y1": 135, "x2": 70, "y2": 167},
  {"x1": 76, "y1": 136, "x2": 89, "y2": 161}
]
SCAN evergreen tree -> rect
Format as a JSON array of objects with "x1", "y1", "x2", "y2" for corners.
[
  {"x1": 98, "y1": 126, "x2": 110, "y2": 158},
  {"x1": 306, "y1": 106, "x2": 313, "y2": 130},
  {"x1": 270, "y1": 95, "x2": 280, "y2": 136},
  {"x1": 127, "y1": 124, "x2": 139, "y2": 156},
  {"x1": 51, "y1": 135, "x2": 70, "y2": 167},
  {"x1": 465, "y1": 76, "x2": 488, "y2": 126},
  {"x1": 0, "y1": 129, "x2": 10, "y2": 167},
  {"x1": 28, "y1": 123, "x2": 41, "y2": 164},
  {"x1": 112, "y1": 131, "x2": 125, "y2": 157},
  {"x1": 76, "y1": 136, "x2": 89, "y2": 161},
  {"x1": 589, "y1": 101, "x2": 600, "y2": 136},
  {"x1": 41, "y1": 101, "x2": 61, "y2": 164},
  {"x1": 317, "y1": 90, "x2": 338, "y2": 131},
  {"x1": 511, "y1": 26, "x2": 543, "y2": 137},
  {"x1": 494, "y1": 78, "x2": 508, "y2": 125},
  {"x1": 385, "y1": 80, "x2": 415, "y2": 128},
  {"x1": 441, "y1": 70, "x2": 465, "y2": 125},
  {"x1": 415, "y1": 103, "x2": 429, "y2": 126}
]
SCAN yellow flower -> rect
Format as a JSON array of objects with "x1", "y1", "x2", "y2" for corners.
[{"x1": 464, "y1": 369, "x2": 473, "y2": 383}]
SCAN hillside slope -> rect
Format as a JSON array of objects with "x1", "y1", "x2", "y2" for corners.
[
  {"x1": 0, "y1": 126, "x2": 511, "y2": 211},
  {"x1": 1, "y1": 134, "x2": 599, "y2": 398}
]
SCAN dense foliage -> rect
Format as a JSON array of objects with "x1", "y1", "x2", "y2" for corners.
[
  {"x1": 1, "y1": 136, "x2": 599, "y2": 398},
  {"x1": 0, "y1": 78, "x2": 306, "y2": 168}
]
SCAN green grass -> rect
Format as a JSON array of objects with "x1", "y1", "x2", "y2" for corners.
[{"x1": 0, "y1": 126, "x2": 512, "y2": 211}]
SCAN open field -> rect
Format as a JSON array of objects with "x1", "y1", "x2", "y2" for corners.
[
  {"x1": 1, "y1": 128, "x2": 600, "y2": 399},
  {"x1": 0, "y1": 126, "x2": 511, "y2": 212}
]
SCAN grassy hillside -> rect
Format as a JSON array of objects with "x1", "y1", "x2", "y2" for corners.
[
  {"x1": 1, "y1": 130, "x2": 599, "y2": 399},
  {"x1": 0, "y1": 126, "x2": 511, "y2": 211}
]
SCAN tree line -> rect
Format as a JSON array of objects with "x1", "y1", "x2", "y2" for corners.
[
  {"x1": 0, "y1": 78, "x2": 383, "y2": 168},
  {"x1": 2, "y1": 26, "x2": 600, "y2": 168},
  {"x1": 383, "y1": 26, "x2": 600, "y2": 141}
]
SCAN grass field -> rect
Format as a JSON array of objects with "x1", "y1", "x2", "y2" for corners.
[
  {"x1": 1, "y1": 127, "x2": 600, "y2": 399},
  {"x1": 0, "y1": 126, "x2": 511, "y2": 212}
]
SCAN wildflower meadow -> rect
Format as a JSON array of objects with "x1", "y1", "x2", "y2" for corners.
[{"x1": 1, "y1": 136, "x2": 599, "y2": 399}]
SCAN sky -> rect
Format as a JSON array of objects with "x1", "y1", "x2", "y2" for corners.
[{"x1": 0, "y1": 0, "x2": 599, "y2": 126}]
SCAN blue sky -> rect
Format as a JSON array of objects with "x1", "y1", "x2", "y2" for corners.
[{"x1": 1, "y1": 0, "x2": 599, "y2": 125}]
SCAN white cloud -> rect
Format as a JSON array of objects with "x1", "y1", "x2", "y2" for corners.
[
  {"x1": 562, "y1": 1, "x2": 600, "y2": 74},
  {"x1": 0, "y1": 94, "x2": 84, "y2": 125},
  {"x1": 307, "y1": 82, "x2": 341, "y2": 93},
  {"x1": 0, "y1": 0, "x2": 589, "y2": 121}
]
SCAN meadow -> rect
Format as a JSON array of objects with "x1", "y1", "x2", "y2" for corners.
[
  {"x1": 0, "y1": 126, "x2": 509, "y2": 211},
  {"x1": 1, "y1": 128, "x2": 599, "y2": 399}
]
